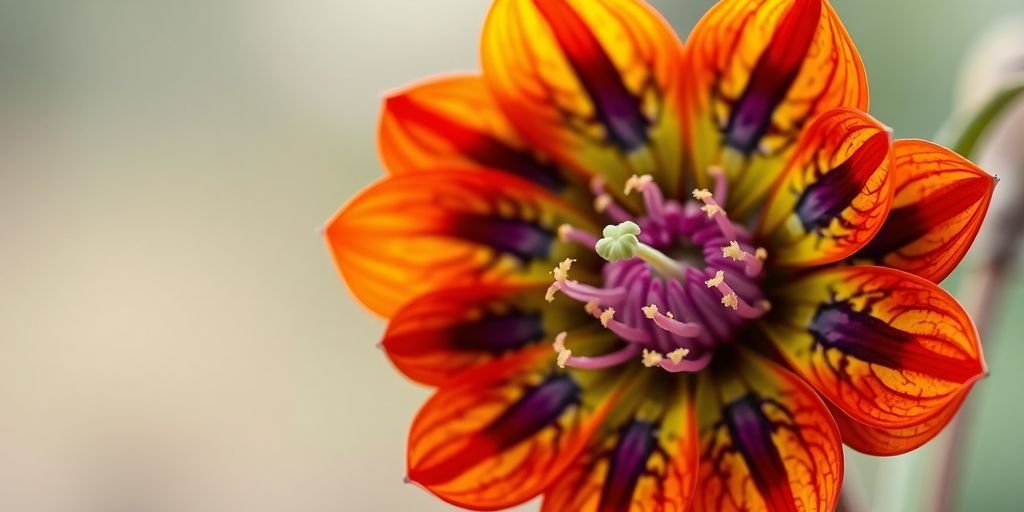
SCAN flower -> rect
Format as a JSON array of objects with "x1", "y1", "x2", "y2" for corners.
[{"x1": 325, "y1": 0, "x2": 996, "y2": 510}]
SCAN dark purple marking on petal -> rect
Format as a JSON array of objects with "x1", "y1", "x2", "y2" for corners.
[
  {"x1": 484, "y1": 374, "x2": 581, "y2": 449},
  {"x1": 451, "y1": 216, "x2": 554, "y2": 263},
  {"x1": 723, "y1": 0, "x2": 820, "y2": 154},
  {"x1": 858, "y1": 176, "x2": 990, "y2": 259},
  {"x1": 451, "y1": 310, "x2": 545, "y2": 354},
  {"x1": 533, "y1": 0, "x2": 649, "y2": 152},
  {"x1": 723, "y1": 393, "x2": 798, "y2": 512},
  {"x1": 809, "y1": 301, "x2": 981, "y2": 383},
  {"x1": 598, "y1": 420, "x2": 657, "y2": 512},
  {"x1": 385, "y1": 309, "x2": 544, "y2": 359},
  {"x1": 387, "y1": 95, "x2": 565, "y2": 191},
  {"x1": 795, "y1": 131, "x2": 889, "y2": 231}
]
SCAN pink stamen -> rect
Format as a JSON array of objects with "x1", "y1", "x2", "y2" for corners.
[
  {"x1": 590, "y1": 177, "x2": 632, "y2": 222},
  {"x1": 652, "y1": 312, "x2": 702, "y2": 338},
  {"x1": 564, "y1": 343, "x2": 642, "y2": 370},
  {"x1": 559, "y1": 224, "x2": 599, "y2": 248},
  {"x1": 558, "y1": 280, "x2": 627, "y2": 305},
  {"x1": 659, "y1": 350, "x2": 712, "y2": 373}
]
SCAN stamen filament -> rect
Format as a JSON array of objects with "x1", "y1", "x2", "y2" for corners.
[
  {"x1": 564, "y1": 343, "x2": 642, "y2": 370},
  {"x1": 659, "y1": 350, "x2": 712, "y2": 373},
  {"x1": 705, "y1": 270, "x2": 769, "y2": 319},
  {"x1": 692, "y1": 188, "x2": 738, "y2": 240},
  {"x1": 558, "y1": 224, "x2": 599, "y2": 248}
]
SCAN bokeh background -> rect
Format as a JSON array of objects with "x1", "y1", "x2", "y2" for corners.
[{"x1": 2, "y1": 0, "x2": 1022, "y2": 510}]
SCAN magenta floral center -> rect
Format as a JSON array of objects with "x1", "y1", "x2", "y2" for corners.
[{"x1": 548, "y1": 171, "x2": 769, "y2": 373}]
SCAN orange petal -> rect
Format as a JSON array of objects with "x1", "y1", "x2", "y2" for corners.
[
  {"x1": 854, "y1": 139, "x2": 996, "y2": 283},
  {"x1": 407, "y1": 345, "x2": 624, "y2": 510},
  {"x1": 693, "y1": 349, "x2": 842, "y2": 512},
  {"x1": 482, "y1": 0, "x2": 687, "y2": 196},
  {"x1": 383, "y1": 285, "x2": 601, "y2": 386},
  {"x1": 827, "y1": 388, "x2": 970, "y2": 456},
  {"x1": 682, "y1": 0, "x2": 869, "y2": 215},
  {"x1": 378, "y1": 75, "x2": 569, "y2": 192},
  {"x1": 756, "y1": 108, "x2": 893, "y2": 266},
  {"x1": 325, "y1": 169, "x2": 600, "y2": 317},
  {"x1": 541, "y1": 373, "x2": 699, "y2": 512},
  {"x1": 761, "y1": 265, "x2": 986, "y2": 429}
]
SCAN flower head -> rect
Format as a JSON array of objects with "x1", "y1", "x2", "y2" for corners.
[{"x1": 326, "y1": 1, "x2": 995, "y2": 510}]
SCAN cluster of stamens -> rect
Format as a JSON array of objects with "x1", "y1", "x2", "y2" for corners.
[{"x1": 547, "y1": 168, "x2": 769, "y2": 373}]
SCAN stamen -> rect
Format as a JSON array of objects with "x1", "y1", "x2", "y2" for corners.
[
  {"x1": 705, "y1": 270, "x2": 769, "y2": 319},
  {"x1": 641, "y1": 349, "x2": 663, "y2": 367},
  {"x1": 721, "y1": 241, "x2": 765, "y2": 276},
  {"x1": 659, "y1": 350, "x2": 712, "y2": 373},
  {"x1": 589, "y1": 306, "x2": 651, "y2": 344},
  {"x1": 552, "y1": 258, "x2": 575, "y2": 282},
  {"x1": 563, "y1": 343, "x2": 642, "y2": 370},
  {"x1": 556, "y1": 348, "x2": 572, "y2": 368},
  {"x1": 552, "y1": 331, "x2": 567, "y2": 353},
  {"x1": 709, "y1": 165, "x2": 728, "y2": 205},
  {"x1": 558, "y1": 280, "x2": 628, "y2": 305},
  {"x1": 643, "y1": 303, "x2": 702, "y2": 338},
  {"x1": 692, "y1": 188, "x2": 738, "y2": 240},
  {"x1": 667, "y1": 348, "x2": 689, "y2": 364},
  {"x1": 624, "y1": 174, "x2": 664, "y2": 217},
  {"x1": 558, "y1": 224, "x2": 599, "y2": 248},
  {"x1": 590, "y1": 177, "x2": 631, "y2": 222}
]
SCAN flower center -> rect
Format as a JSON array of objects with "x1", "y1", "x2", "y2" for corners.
[{"x1": 547, "y1": 169, "x2": 769, "y2": 373}]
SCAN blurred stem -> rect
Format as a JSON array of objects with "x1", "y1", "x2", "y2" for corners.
[
  {"x1": 930, "y1": 83, "x2": 1024, "y2": 512},
  {"x1": 942, "y1": 81, "x2": 1024, "y2": 157}
]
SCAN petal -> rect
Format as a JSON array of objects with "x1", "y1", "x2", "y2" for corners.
[
  {"x1": 693, "y1": 349, "x2": 842, "y2": 512},
  {"x1": 761, "y1": 265, "x2": 986, "y2": 429},
  {"x1": 325, "y1": 169, "x2": 600, "y2": 317},
  {"x1": 827, "y1": 388, "x2": 970, "y2": 456},
  {"x1": 407, "y1": 344, "x2": 625, "y2": 510},
  {"x1": 481, "y1": 0, "x2": 687, "y2": 195},
  {"x1": 682, "y1": 0, "x2": 869, "y2": 215},
  {"x1": 383, "y1": 284, "x2": 602, "y2": 386},
  {"x1": 378, "y1": 75, "x2": 569, "y2": 192},
  {"x1": 854, "y1": 139, "x2": 996, "y2": 283},
  {"x1": 757, "y1": 108, "x2": 893, "y2": 267},
  {"x1": 541, "y1": 373, "x2": 699, "y2": 512}
]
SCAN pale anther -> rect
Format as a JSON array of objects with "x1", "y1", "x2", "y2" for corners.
[
  {"x1": 667, "y1": 348, "x2": 689, "y2": 364},
  {"x1": 552, "y1": 331, "x2": 567, "y2": 353},
  {"x1": 557, "y1": 349, "x2": 572, "y2": 368},
  {"x1": 641, "y1": 349, "x2": 664, "y2": 367},
  {"x1": 600, "y1": 308, "x2": 616, "y2": 327},
  {"x1": 705, "y1": 270, "x2": 725, "y2": 288}
]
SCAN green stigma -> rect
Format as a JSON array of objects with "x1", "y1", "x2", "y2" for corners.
[
  {"x1": 595, "y1": 221, "x2": 641, "y2": 261},
  {"x1": 595, "y1": 221, "x2": 686, "y2": 279}
]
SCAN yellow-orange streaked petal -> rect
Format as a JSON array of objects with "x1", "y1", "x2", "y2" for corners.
[
  {"x1": 827, "y1": 388, "x2": 970, "y2": 456},
  {"x1": 378, "y1": 75, "x2": 569, "y2": 192},
  {"x1": 761, "y1": 265, "x2": 986, "y2": 429},
  {"x1": 854, "y1": 139, "x2": 996, "y2": 283},
  {"x1": 325, "y1": 169, "x2": 600, "y2": 317},
  {"x1": 541, "y1": 374, "x2": 699, "y2": 512},
  {"x1": 682, "y1": 0, "x2": 869, "y2": 215},
  {"x1": 383, "y1": 285, "x2": 603, "y2": 386},
  {"x1": 408, "y1": 344, "x2": 626, "y2": 510},
  {"x1": 693, "y1": 349, "x2": 842, "y2": 512},
  {"x1": 482, "y1": 0, "x2": 686, "y2": 197},
  {"x1": 757, "y1": 108, "x2": 893, "y2": 267}
]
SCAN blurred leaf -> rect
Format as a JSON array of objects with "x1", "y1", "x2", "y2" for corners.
[{"x1": 941, "y1": 81, "x2": 1024, "y2": 159}]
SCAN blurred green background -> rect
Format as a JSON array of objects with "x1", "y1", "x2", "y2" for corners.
[{"x1": 1, "y1": 1, "x2": 1021, "y2": 510}]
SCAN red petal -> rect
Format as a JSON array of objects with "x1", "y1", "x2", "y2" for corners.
[
  {"x1": 407, "y1": 345, "x2": 625, "y2": 510},
  {"x1": 757, "y1": 108, "x2": 893, "y2": 267},
  {"x1": 693, "y1": 349, "x2": 842, "y2": 512},
  {"x1": 827, "y1": 388, "x2": 970, "y2": 456},
  {"x1": 383, "y1": 285, "x2": 601, "y2": 386},
  {"x1": 378, "y1": 75, "x2": 569, "y2": 192},
  {"x1": 855, "y1": 139, "x2": 996, "y2": 282},
  {"x1": 761, "y1": 265, "x2": 986, "y2": 429},
  {"x1": 482, "y1": 0, "x2": 687, "y2": 195},
  {"x1": 325, "y1": 169, "x2": 600, "y2": 317},
  {"x1": 682, "y1": 0, "x2": 869, "y2": 215}
]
